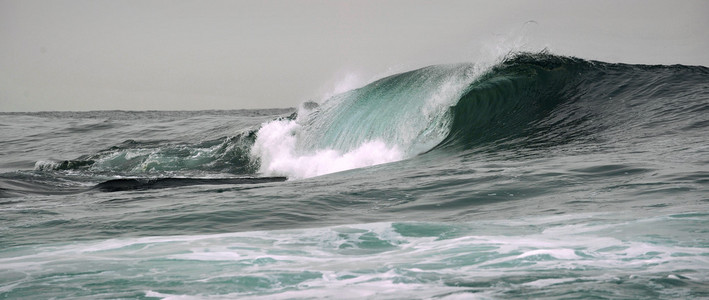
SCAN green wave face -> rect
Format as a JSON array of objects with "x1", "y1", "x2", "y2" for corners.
[{"x1": 296, "y1": 63, "x2": 477, "y2": 157}]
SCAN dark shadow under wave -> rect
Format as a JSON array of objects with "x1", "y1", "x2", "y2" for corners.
[
  {"x1": 94, "y1": 177, "x2": 287, "y2": 192},
  {"x1": 0, "y1": 176, "x2": 286, "y2": 197}
]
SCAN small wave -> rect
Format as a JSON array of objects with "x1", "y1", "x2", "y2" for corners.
[{"x1": 35, "y1": 132, "x2": 260, "y2": 175}]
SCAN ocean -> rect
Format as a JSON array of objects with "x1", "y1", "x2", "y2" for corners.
[{"x1": 1, "y1": 52, "x2": 708, "y2": 299}]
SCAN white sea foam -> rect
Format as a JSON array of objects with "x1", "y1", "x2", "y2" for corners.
[
  {"x1": 516, "y1": 248, "x2": 580, "y2": 260},
  {"x1": 145, "y1": 291, "x2": 199, "y2": 300},
  {"x1": 34, "y1": 160, "x2": 60, "y2": 171},
  {"x1": 250, "y1": 118, "x2": 403, "y2": 179},
  {"x1": 3, "y1": 213, "x2": 708, "y2": 299},
  {"x1": 522, "y1": 277, "x2": 577, "y2": 288}
]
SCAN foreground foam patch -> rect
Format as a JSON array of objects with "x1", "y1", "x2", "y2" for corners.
[{"x1": 2, "y1": 213, "x2": 707, "y2": 299}]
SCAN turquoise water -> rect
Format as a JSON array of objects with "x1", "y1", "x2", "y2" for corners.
[{"x1": 1, "y1": 53, "x2": 708, "y2": 298}]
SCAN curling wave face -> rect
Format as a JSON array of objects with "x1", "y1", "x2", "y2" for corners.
[{"x1": 251, "y1": 63, "x2": 478, "y2": 179}]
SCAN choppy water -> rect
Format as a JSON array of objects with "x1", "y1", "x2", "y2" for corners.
[{"x1": 1, "y1": 52, "x2": 708, "y2": 299}]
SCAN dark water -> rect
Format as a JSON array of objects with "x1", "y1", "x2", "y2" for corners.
[{"x1": 1, "y1": 53, "x2": 708, "y2": 299}]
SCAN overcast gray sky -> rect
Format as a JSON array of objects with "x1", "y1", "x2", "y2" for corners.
[{"x1": 1, "y1": 0, "x2": 707, "y2": 111}]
